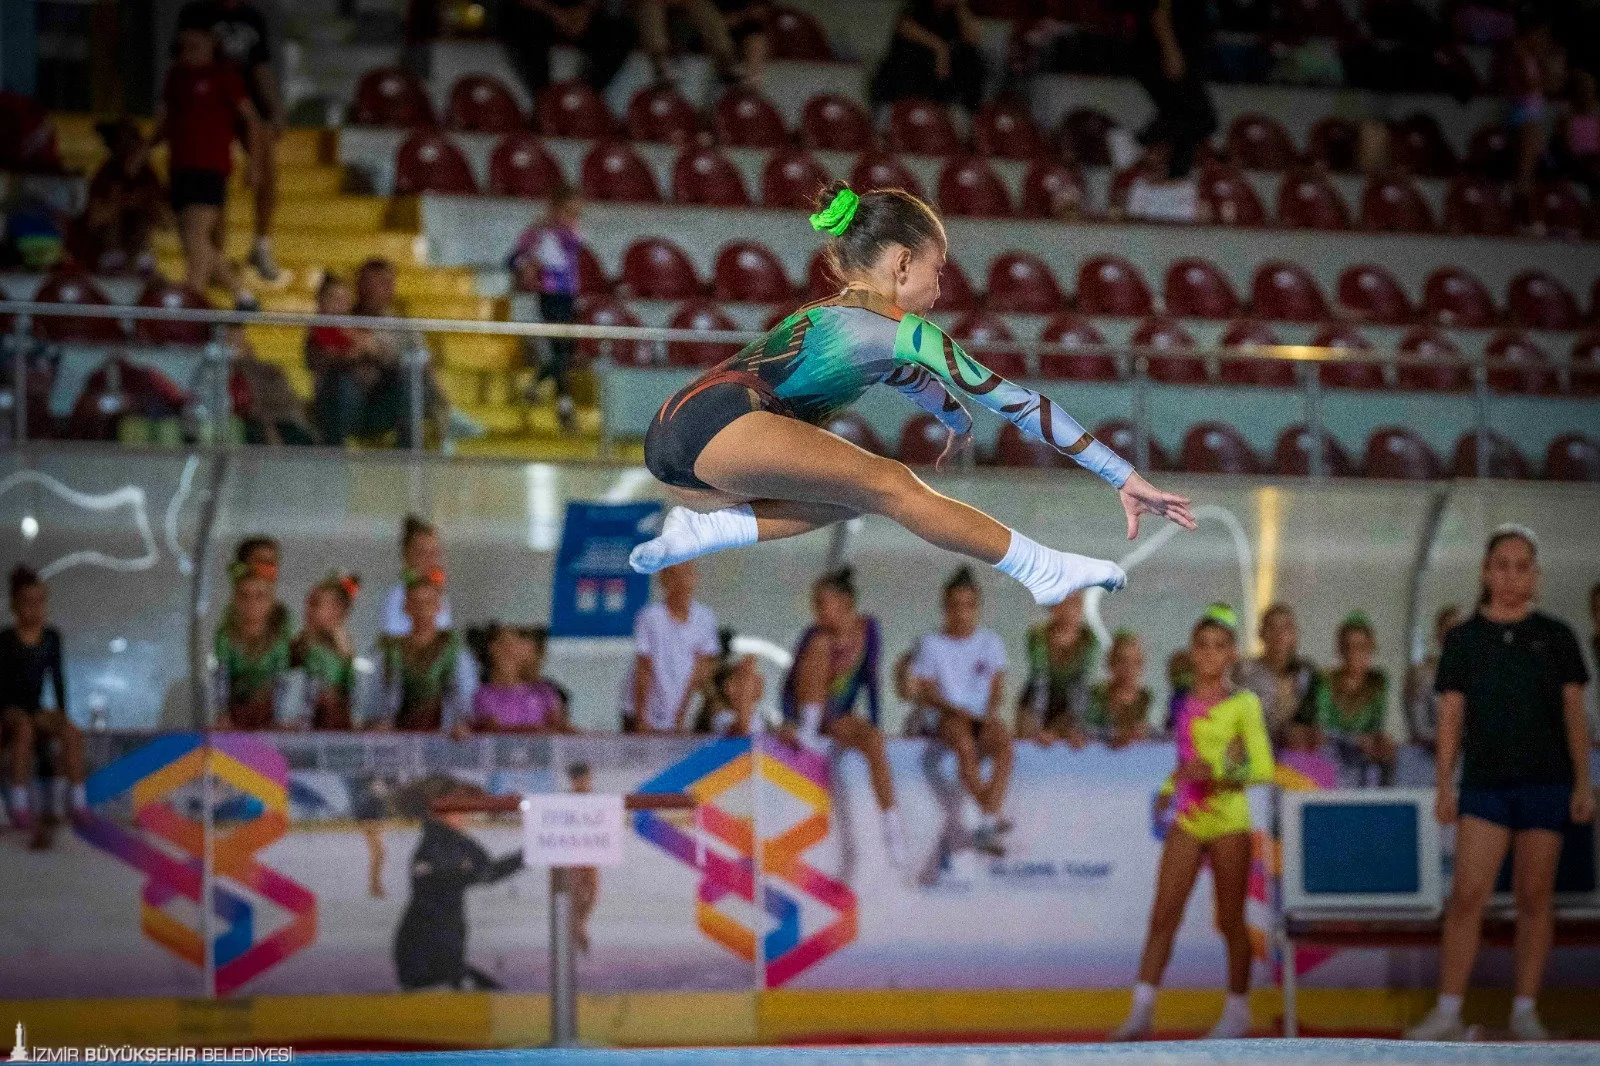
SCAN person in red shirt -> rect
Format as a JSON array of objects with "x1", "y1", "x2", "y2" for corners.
[{"x1": 145, "y1": 27, "x2": 263, "y2": 308}]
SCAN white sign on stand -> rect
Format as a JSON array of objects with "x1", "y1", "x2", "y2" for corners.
[{"x1": 521, "y1": 793, "x2": 626, "y2": 868}]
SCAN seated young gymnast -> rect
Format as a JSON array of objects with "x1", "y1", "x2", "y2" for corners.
[{"x1": 628, "y1": 183, "x2": 1197, "y2": 604}]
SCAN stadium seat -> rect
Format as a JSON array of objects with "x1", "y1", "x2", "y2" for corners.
[
  {"x1": 850, "y1": 151, "x2": 925, "y2": 199},
  {"x1": 972, "y1": 99, "x2": 1043, "y2": 160},
  {"x1": 1274, "y1": 424, "x2": 1355, "y2": 476},
  {"x1": 1363, "y1": 426, "x2": 1443, "y2": 480},
  {"x1": 394, "y1": 132, "x2": 477, "y2": 194},
  {"x1": 1181, "y1": 422, "x2": 1261, "y2": 474},
  {"x1": 899, "y1": 413, "x2": 951, "y2": 464},
  {"x1": 806, "y1": 248, "x2": 839, "y2": 301},
  {"x1": 1452, "y1": 430, "x2": 1532, "y2": 479},
  {"x1": 1443, "y1": 176, "x2": 1513, "y2": 236},
  {"x1": 1312, "y1": 323, "x2": 1383, "y2": 389},
  {"x1": 989, "y1": 252, "x2": 1067, "y2": 314},
  {"x1": 1164, "y1": 258, "x2": 1241, "y2": 319},
  {"x1": 1362, "y1": 175, "x2": 1434, "y2": 233},
  {"x1": 1132, "y1": 317, "x2": 1204, "y2": 384},
  {"x1": 886, "y1": 99, "x2": 963, "y2": 156},
  {"x1": 801, "y1": 95, "x2": 873, "y2": 152},
  {"x1": 577, "y1": 244, "x2": 609, "y2": 295},
  {"x1": 1020, "y1": 160, "x2": 1087, "y2": 219},
  {"x1": 1038, "y1": 314, "x2": 1116, "y2": 381},
  {"x1": 1486, "y1": 331, "x2": 1557, "y2": 394},
  {"x1": 824, "y1": 412, "x2": 887, "y2": 455},
  {"x1": 991, "y1": 422, "x2": 1066, "y2": 468},
  {"x1": 580, "y1": 141, "x2": 661, "y2": 202},
  {"x1": 349, "y1": 66, "x2": 435, "y2": 127},
  {"x1": 1337, "y1": 264, "x2": 1412, "y2": 324},
  {"x1": 536, "y1": 80, "x2": 615, "y2": 138},
  {"x1": 1421, "y1": 267, "x2": 1497, "y2": 327},
  {"x1": 713, "y1": 241, "x2": 792, "y2": 303},
  {"x1": 1396, "y1": 327, "x2": 1469, "y2": 391},
  {"x1": 134, "y1": 278, "x2": 212, "y2": 346},
  {"x1": 1506, "y1": 270, "x2": 1580, "y2": 330},
  {"x1": 1251, "y1": 261, "x2": 1331, "y2": 323},
  {"x1": 1465, "y1": 123, "x2": 1513, "y2": 180},
  {"x1": 30, "y1": 270, "x2": 120, "y2": 343},
  {"x1": 488, "y1": 133, "x2": 564, "y2": 198},
  {"x1": 1058, "y1": 108, "x2": 1114, "y2": 166},
  {"x1": 1568, "y1": 333, "x2": 1600, "y2": 395},
  {"x1": 1306, "y1": 116, "x2": 1360, "y2": 173},
  {"x1": 667, "y1": 300, "x2": 741, "y2": 367},
  {"x1": 1225, "y1": 113, "x2": 1298, "y2": 170},
  {"x1": 1218, "y1": 320, "x2": 1296, "y2": 387},
  {"x1": 578, "y1": 295, "x2": 653, "y2": 366},
  {"x1": 1531, "y1": 181, "x2": 1591, "y2": 241},
  {"x1": 446, "y1": 75, "x2": 524, "y2": 134},
  {"x1": 938, "y1": 157, "x2": 1014, "y2": 217},
  {"x1": 620, "y1": 238, "x2": 700, "y2": 300},
  {"x1": 1543, "y1": 433, "x2": 1600, "y2": 481},
  {"x1": 760, "y1": 148, "x2": 829, "y2": 210},
  {"x1": 1198, "y1": 162, "x2": 1267, "y2": 227},
  {"x1": 1076, "y1": 255, "x2": 1151, "y2": 317},
  {"x1": 1388, "y1": 113, "x2": 1457, "y2": 178},
  {"x1": 938, "y1": 259, "x2": 979, "y2": 311},
  {"x1": 672, "y1": 146, "x2": 752, "y2": 206},
  {"x1": 951, "y1": 312, "x2": 1026, "y2": 377},
  {"x1": 713, "y1": 89, "x2": 788, "y2": 148},
  {"x1": 627, "y1": 84, "x2": 700, "y2": 144},
  {"x1": 1095, "y1": 420, "x2": 1172, "y2": 471},
  {"x1": 771, "y1": 5, "x2": 833, "y2": 59},
  {"x1": 1278, "y1": 171, "x2": 1351, "y2": 229}
]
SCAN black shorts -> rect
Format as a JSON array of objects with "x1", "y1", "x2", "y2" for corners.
[
  {"x1": 1459, "y1": 784, "x2": 1570, "y2": 833},
  {"x1": 645, "y1": 372, "x2": 784, "y2": 491},
  {"x1": 170, "y1": 168, "x2": 228, "y2": 211}
]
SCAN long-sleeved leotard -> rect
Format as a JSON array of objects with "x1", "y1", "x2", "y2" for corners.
[{"x1": 1162, "y1": 688, "x2": 1275, "y2": 842}]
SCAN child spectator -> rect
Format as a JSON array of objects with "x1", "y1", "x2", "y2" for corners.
[
  {"x1": 566, "y1": 761, "x2": 600, "y2": 954},
  {"x1": 1086, "y1": 631, "x2": 1154, "y2": 748},
  {"x1": 235, "y1": 534, "x2": 280, "y2": 571},
  {"x1": 1017, "y1": 591, "x2": 1098, "y2": 746},
  {"x1": 228, "y1": 324, "x2": 315, "y2": 445},
  {"x1": 696, "y1": 631, "x2": 763, "y2": 737},
  {"x1": 1504, "y1": 11, "x2": 1564, "y2": 225},
  {"x1": 467, "y1": 623, "x2": 568, "y2": 732},
  {"x1": 370, "y1": 568, "x2": 474, "y2": 731},
  {"x1": 634, "y1": 0, "x2": 746, "y2": 85},
  {"x1": 75, "y1": 118, "x2": 165, "y2": 274},
  {"x1": 716, "y1": 0, "x2": 774, "y2": 86},
  {"x1": 1405, "y1": 604, "x2": 1461, "y2": 751},
  {"x1": 1235, "y1": 603, "x2": 1322, "y2": 749},
  {"x1": 508, "y1": 183, "x2": 583, "y2": 432},
  {"x1": 623, "y1": 561, "x2": 720, "y2": 734},
  {"x1": 870, "y1": 0, "x2": 986, "y2": 112},
  {"x1": 290, "y1": 572, "x2": 361, "y2": 729},
  {"x1": 497, "y1": 0, "x2": 635, "y2": 101},
  {"x1": 382, "y1": 515, "x2": 455, "y2": 637},
  {"x1": 214, "y1": 557, "x2": 292, "y2": 729},
  {"x1": 1313, "y1": 613, "x2": 1397, "y2": 785},
  {"x1": 307, "y1": 273, "x2": 386, "y2": 446}
]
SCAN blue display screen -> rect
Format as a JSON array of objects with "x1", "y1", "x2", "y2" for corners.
[{"x1": 1302, "y1": 803, "x2": 1420, "y2": 895}]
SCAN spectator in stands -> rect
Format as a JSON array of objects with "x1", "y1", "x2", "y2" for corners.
[
  {"x1": 1163, "y1": 647, "x2": 1193, "y2": 732},
  {"x1": 147, "y1": 26, "x2": 262, "y2": 310},
  {"x1": 1313, "y1": 613, "x2": 1397, "y2": 785},
  {"x1": 498, "y1": 0, "x2": 636, "y2": 100},
  {"x1": 1556, "y1": 69, "x2": 1600, "y2": 200},
  {"x1": 1086, "y1": 631, "x2": 1154, "y2": 748},
  {"x1": 635, "y1": 0, "x2": 747, "y2": 85},
  {"x1": 716, "y1": 0, "x2": 775, "y2": 86},
  {"x1": 290, "y1": 572, "x2": 361, "y2": 730},
  {"x1": 176, "y1": 0, "x2": 286, "y2": 282},
  {"x1": 1, "y1": 566, "x2": 88, "y2": 844},
  {"x1": 228, "y1": 324, "x2": 316, "y2": 445},
  {"x1": 909, "y1": 567, "x2": 1012, "y2": 857},
  {"x1": 235, "y1": 533, "x2": 281, "y2": 572},
  {"x1": 624, "y1": 561, "x2": 720, "y2": 733},
  {"x1": 370, "y1": 568, "x2": 475, "y2": 731},
  {"x1": 1127, "y1": 0, "x2": 1217, "y2": 181},
  {"x1": 1405, "y1": 604, "x2": 1461, "y2": 751},
  {"x1": 1016, "y1": 592, "x2": 1098, "y2": 746},
  {"x1": 466, "y1": 622, "x2": 568, "y2": 732},
  {"x1": 695, "y1": 630, "x2": 763, "y2": 736},
  {"x1": 508, "y1": 183, "x2": 584, "y2": 433},
  {"x1": 1505, "y1": 9, "x2": 1565, "y2": 225},
  {"x1": 307, "y1": 272, "x2": 389, "y2": 446},
  {"x1": 1408, "y1": 526, "x2": 1593, "y2": 1043},
  {"x1": 869, "y1": 0, "x2": 986, "y2": 112},
  {"x1": 75, "y1": 118, "x2": 165, "y2": 275},
  {"x1": 1235, "y1": 603, "x2": 1321, "y2": 750},
  {"x1": 214, "y1": 557, "x2": 293, "y2": 729},
  {"x1": 383, "y1": 515, "x2": 456, "y2": 637}
]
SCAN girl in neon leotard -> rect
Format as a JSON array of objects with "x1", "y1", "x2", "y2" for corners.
[
  {"x1": 1111, "y1": 604, "x2": 1274, "y2": 1042},
  {"x1": 629, "y1": 183, "x2": 1196, "y2": 606}
]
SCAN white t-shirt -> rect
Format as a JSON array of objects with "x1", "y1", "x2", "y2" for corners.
[
  {"x1": 624, "y1": 600, "x2": 720, "y2": 732},
  {"x1": 910, "y1": 629, "x2": 1007, "y2": 719},
  {"x1": 380, "y1": 583, "x2": 455, "y2": 637}
]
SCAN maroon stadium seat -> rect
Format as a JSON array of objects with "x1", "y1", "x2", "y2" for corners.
[
  {"x1": 899, "y1": 412, "x2": 951, "y2": 464},
  {"x1": 938, "y1": 157, "x2": 1014, "y2": 217},
  {"x1": 760, "y1": 148, "x2": 828, "y2": 210},
  {"x1": 1486, "y1": 331, "x2": 1557, "y2": 394},
  {"x1": 1039, "y1": 314, "x2": 1115, "y2": 381},
  {"x1": 1164, "y1": 258, "x2": 1241, "y2": 319},
  {"x1": 1219, "y1": 321, "x2": 1295, "y2": 387},
  {"x1": 1132, "y1": 317, "x2": 1204, "y2": 384},
  {"x1": 1568, "y1": 333, "x2": 1600, "y2": 395},
  {"x1": 1225, "y1": 113, "x2": 1298, "y2": 170},
  {"x1": 1094, "y1": 418, "x2": 1173, "y2": 471},
  {"x1": 488, "y1": 133, "x2": 564, "y2": 198},
  {"x1": 580, "y1": 141, "x2": 661, "y2": 202},
  {"x1": 134, "y1": 278, "x2": 212, "y2": 346},
  {"x1": 1278, "y1": 171, "x2": 1351, "y2": 229},
  {"x1": 1388, "y1": 113, "x2": 1457, "y2": 178},
  {"x1": 887, "y1": 99, "x2": 964, "y2": 156},
  {"x1": 1465, "y1": 123, "x2": 1513, "y2": 180},
  {"x1": 1543, "y1": 434, "x2": 1600, "y2": 482},
  {"x1": 771, "y1": 5, "x2": 833, "y2": 59},
  {"x1": 668, "y1": 300, "x2": 741, "y2": 367},
  {"x1": 576, "y1": 244, "x2": 608, "y2": 295},
  {"x1": 1076, "y1": 255, "x2": 1152, "y2": 317},
  {"x1": 951, "y1": 312, "x2": 1026, "y2": 378},
  {"x1": 620, "y1": 238, "x2": 700, "y2": 300},
  {"x1": 1307, "y1": 117, "x2": 1360, "y2": 173},
  {"x1": 989, "y1": 252, "x2": 1067, "y2": 314},
  {"x1": 850, "y1": 151, "x2": 925, "y2": 198},
  {"x1": 393, "y1": 132, "x2": 478, "y2": 194},
  {"x1": 1251, "y1": 262, "x2": 1331, "y2": 323},
  {"x1": 1020, "y1": 160, "x2": 1087, "y2": 219},
  {"x1": 1198, "y1": 162, "x2": 1267, "y2": 227},
  {"x1": 1443, "y1": 176, "x2": 1513, "y2": 236},
  {"x1": 537, "y1": 80, "x2": 615, "y2": 138},
  {"x1": 1363, "y1": 427, "x2": 1442, "y2": 480},
  {"x1": 805, "y1": 248, "x2": 839, "y2": 301},
  {"x1": 713, "y1": 241, "x2": 791, "y2": 304},
  {"x1": 938, "y1": 259, "x2": 979, "y2": 311},
  {"x1": 972, "y1": 99, "x2": 1043, "y2": 160},
  {"x1": 446, "y1": 75, "x2": 524, "y2": 134},
  {"x1": 1058, "y1": 108, "x2": 1114, "y2": 166},
  {"x1": 1452, "y1": 430, "x2": 1531, "y2": 479},
  {"x1": 801, "y1": 95, "x2": 872, "y2": 152},
  {"x1": 713, "y1": 89, "x2": 788, "y2": 148},
  {"x1": 1531, "y1": 181, "x2": 1591, "y2": 241},
  {"x1": 627, "y1": 84, "x2": 700, "y2": 144},
  {"x1": 1362, "y1": 175, "x2": 1434, "y2": 232},
  {"x1": 1312, "y1": 324, "x2": 1383, "y2": 389},
  {"x1": 824, "y1": 411, "x2": 887, "y2": 455},
  {"x1": 350, "y1": 67, "x2": 435, "y2": 127},
  {"x1": 672, "y1": 146, "x2": 752, "y2": 207},
  {"x1": 991, "y1": 422, "x2": 1066, "y2": 468},
  {"x1": 578, "y1": 296, "x2": 652, "y2": 366},
  {"x1": 1422, "y1": 267, "x2": 1497, "y2": 328},
  {"x1": 1396, "y1": 327, "x2": 1469, "y2": 391},
  {"x1": 1507, "y1": 270, "x2": 1580, "y2": 330},
  {"x1": 1274, "y1": 424, "x2": 1355, "y2": 476},
  {"x1": 1181, "y1": 422, "x2": 1261, "y2": 474},
  {"x1": 1337, "y1": 264, "x2": 1412, "y2": 324}
]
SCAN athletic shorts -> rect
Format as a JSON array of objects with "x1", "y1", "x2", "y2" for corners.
[
  {"x1": 1459, "y1": 784, "x2": 1570, "y2": 833},
  {"x1": 170, "y1": 168, "x2": 228, "y2": 211},
  {"x1": 645, "y1": 370, "x2": 788, "y2": 491}
]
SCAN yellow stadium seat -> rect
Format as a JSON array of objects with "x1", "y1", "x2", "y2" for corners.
[
  {"x1": 244, "y1": 324, "x2": 305, "y2": 366},
  {"x1": 153, "y1": 228, "x2": 423, "y2": 268},
  {"x1": 403, "y1": 294, "x2": 505, "y2": 321},
  {"x1": 273, "y1": 196, "x2": 391, "y2": 231},
  {"x1": 437, "y1": 333, "x2": 522, "y2": 373},
  {"x1": 456, "y1": 403, "x2": 528, "y2": 436}
]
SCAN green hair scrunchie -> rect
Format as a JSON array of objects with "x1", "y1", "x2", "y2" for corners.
[
  {"x1": 1202, "y1": 602, "x2": 1239, "y2": 631},
  {"x1": 809, "y1": 187, "x2": 860, "y2": 236}
]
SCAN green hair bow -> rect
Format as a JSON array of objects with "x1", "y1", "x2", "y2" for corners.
[{"x1": 809, "y1": 187, "x2": 860, "y2": 236}]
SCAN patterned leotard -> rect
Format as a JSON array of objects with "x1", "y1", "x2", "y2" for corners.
[{"x1": 1163, "y1": 689, "x2": 1274, "y2": 842}]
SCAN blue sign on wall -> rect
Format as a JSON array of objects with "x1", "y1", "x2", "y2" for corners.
[{"x1": 548, "y1": 501, "x2": 662, "y2": 638}]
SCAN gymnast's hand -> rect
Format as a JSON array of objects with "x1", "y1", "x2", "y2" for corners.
[
  {"x1": 936, "y1": 429, "x2": 973, "y2": 472},
  {"x1": 1118, "y1": 471, "x2": 1197, "y2": 539}
]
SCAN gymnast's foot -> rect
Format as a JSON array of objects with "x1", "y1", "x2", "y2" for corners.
[
  {"x1": 994, "y1": 530, "x2": 1125, "y2": 605},
  {"x1": 628, "y1": 505, "x2": 757, "y2": 574}
]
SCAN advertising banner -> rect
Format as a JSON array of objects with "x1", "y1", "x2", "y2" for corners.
[{"x1": 547, "y1": 502, "x2": 661, "y2": 639}]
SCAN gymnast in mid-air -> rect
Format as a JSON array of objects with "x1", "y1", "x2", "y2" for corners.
[{"x1": 629, "y1": 183, "x2": 1197, "y2": 603}]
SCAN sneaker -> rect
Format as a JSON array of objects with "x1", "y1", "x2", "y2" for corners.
[
  {"x1": 1508, "y1": 1009, "x2": 1550, "y2": 1042},
  {"x1": 447, "y1": 408, "x2": 487, "y2": 441},
  {"x1": 1406, "y1": 1008, "x2": 1470, "y2": 1041},
  {"x1": 1109, "y1": 1010, "x2": 1153, "y2": 1042},
  {"x1": 248, "y1": 240, "x2": 282, "y2": 283},
  {"x1": 1206, "y1": 1004, "x2": 1251, "y2": 1039}
]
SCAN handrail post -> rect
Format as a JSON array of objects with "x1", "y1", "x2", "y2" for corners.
[
  {"x1": 404, "y1": 341, "x2": 429, "y2": 454},
  {"x1": 1301, "y1": 360, "x2": 1326, "y2": 479},
  {"x1": 203, "y1": 331, "x2": 232, "y2": 448},
  {"x1": 1472, "y1": 364, "x2": 1490, "y2": 479},
  {"x1": 1132, "y1": 352, "x2": 1151, "y2": 475},
  {"x1": 549, "y1": 866, "x2": 577, "y2": 1046},
  {"x1": 6, "y1": 317, "x2": 29, "y2": 445}
]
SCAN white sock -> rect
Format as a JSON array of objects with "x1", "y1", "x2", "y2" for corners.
[
  {"x1": 1436, "y1": 994, "x2": 1463, "y2": 1019},
  {"x1": 992, "y1": 529, "x2": 1126, "y2": 606},
  {"x1": 1511, "y1": 996, "x2": 1536, "y2": 1016},
  {"x1": 1131, "y1": 982, "x2": 1158, "y2": 1014},
  {"x1": 8, "y1": 785, "x2": 29, "y2": 812},
  {"x1": 71, "y1": 783, "x2": 89, "y2": 811},
  {"x1": 1223, "y1": 993, "x2": 1249, "y2": 1017},
  {"x1": 628, "y1": 505, "x2": 758, "y2": 574}
]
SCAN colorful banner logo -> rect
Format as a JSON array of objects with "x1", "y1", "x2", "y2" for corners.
[{"x1": 73, "y1": 732, "x2": 316, "y2": 994}]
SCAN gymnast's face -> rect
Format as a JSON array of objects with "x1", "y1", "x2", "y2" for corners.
[
  {"x1": 1189, "y1": 623, "x2": 1236, "y2": 685},
  {"x1": 811, "y1": 584, "x2": 855, "y2": 631},
  {"x1": 889, "y1": 240, "x2": 946, "y2": 316},
  {"x1": 942, "y1": 584, "x2": 980, "y2": 638}
]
